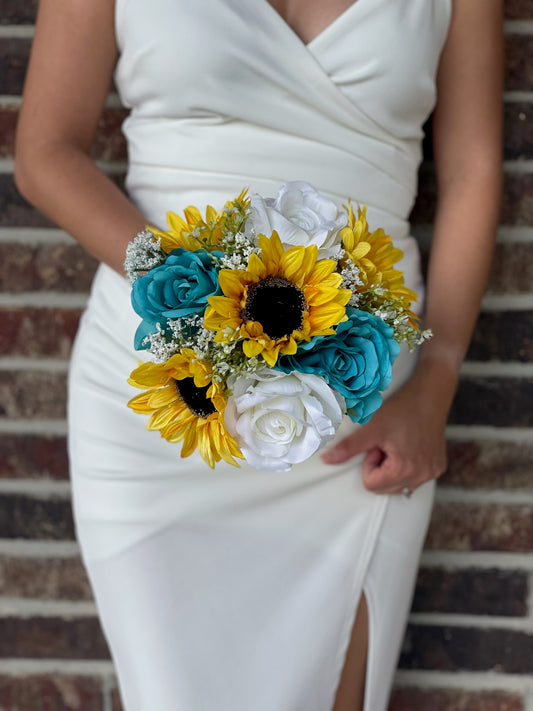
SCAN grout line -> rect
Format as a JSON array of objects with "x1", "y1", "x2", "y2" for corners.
[
  {"x1": 0, "y1": 293, "x2": 88, "y2": 308},
  {"x1": 0, "y1": 228, "x2": 74, "y2": 244},
  {"x1": 407, "y1": 612, "x2": 533, "y2": 631},
  {"x1": 504, "y1": 91, "x2": 533, "y2": 102},
  {"x1": 0, "y1": 358, "x2": 70, "y2": 372},
  {"x1": 102, "y1": 676, "x2": 116, "y2": 711},
  {"x1": 393, "y1": 669, "x2": 533, "y2": 693},
  {"x1": 481, "y1": 294, "x2": 533, "y2": 311},
  {"x1": 0, "y1": 419, "x2": 68, "y2": 435},
  {"x1": 435, "y1": 487, "x2": 533, "y2": 505},
  {"x1": 445, "y1": 425, "x2": 533, "y2": 442},
  {"x1": 504, "y1": 159, "x2": 533, "y2": 173},
  {"x1": 0, "y1": 540, "x2": 80, "y2": 557},
  {"x1": 0, "y1": 598, "x2": 96, "y2": 617},
  {"x1": 0, "y1": 26, "x2": 34, "y2": 38},
  {"x1": 460, "y1": 362, "x2": 533, "y2": 378},
  {"x1": 504, "y1": 20, "x2": 533, "y2": 34},
  {"x1": 0, "y1": 479, "x2": 71, "y2": 497},
  {"x1": 420, "y1": 550, "x2": 533, "y2": 570},
  {"x1": 0, "y1": 659, "x2": 115, "y2": 676}
]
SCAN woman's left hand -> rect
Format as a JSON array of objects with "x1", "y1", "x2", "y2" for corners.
[{"x1": 320, "y1": 364, "x2": 454, "y2": 495}]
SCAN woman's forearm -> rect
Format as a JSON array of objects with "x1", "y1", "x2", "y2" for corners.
[
  {"x1": 411, "y1": 160, "x2": 502, "y2": 412},
  {"x1": 15, "y1": 143, "x2": 147, "y2": 276}
]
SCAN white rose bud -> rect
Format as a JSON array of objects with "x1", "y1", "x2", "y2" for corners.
[
  {"x1": 245, "y1": 181, "x2": 347, "y2": 259},
  {"x1": 224, "y1": 368, "x2": 345, "y2": 472}
]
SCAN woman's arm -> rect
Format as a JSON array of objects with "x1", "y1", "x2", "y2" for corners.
[
  {"x1": 14, "y1": 0, "x2": 146, "y2": 275},
  {"x1": 321, "y1": 0, "x2": 504, "y2": 493}
]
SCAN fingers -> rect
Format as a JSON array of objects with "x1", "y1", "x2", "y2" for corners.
[{"x1": 321, "y1": 424, "x2": 379, "y2": 465}]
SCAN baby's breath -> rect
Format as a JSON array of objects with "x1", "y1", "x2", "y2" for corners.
[{"x1": 124, "y1": 229, "x2": 165, "y2": 284}]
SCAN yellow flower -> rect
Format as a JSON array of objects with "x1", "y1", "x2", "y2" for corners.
[
  {"x1": 148, "y1": 189, "x2": 250, "y2": 253},
  {"x1": 127, "y1": 349, "x2": 243, "y2": 468},
  {"x1": 203, "y1": 231, "x2": 351, "y2": 367},
  {"x1": 340, "y1": 203, "x2": 417, "y2": 305}
]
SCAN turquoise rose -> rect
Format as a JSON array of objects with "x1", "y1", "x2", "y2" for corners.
[
  {"x1": 276, "y1": 308, "x2": 400, "y2": 424},
  {"x1": 131, "y1": 248, "x2": 222, "y2": 349}
]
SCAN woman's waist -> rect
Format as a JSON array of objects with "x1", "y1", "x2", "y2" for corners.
[{"x1": 123, "y1": 118, "x2": 420, "y2": 230}]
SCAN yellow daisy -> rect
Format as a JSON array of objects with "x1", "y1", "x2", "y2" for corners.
[
  {"x1": 148, "y1": 189, "x2": 250, "y2": 253},
  {"x1": 340, "y1": 203, "x2": 417, "y2": 305},
  {"x1": 203, "y1": 231, "x2": 351, "y2": 367},
  {"x1": 127, "y1": 349, "x2": 243, "y2": 468}
]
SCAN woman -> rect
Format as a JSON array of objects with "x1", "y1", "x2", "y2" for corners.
[{"x1": 14, "y1": 1, "x2": 503, "y2": 709}]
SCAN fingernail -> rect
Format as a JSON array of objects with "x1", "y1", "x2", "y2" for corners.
[{"x1": 321, "y1": 448, "x2": 341, "y2": 464}]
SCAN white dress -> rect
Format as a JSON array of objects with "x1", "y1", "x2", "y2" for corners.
[{"x1": 67, "y1": 1, "x2": 452, "y2": 709}]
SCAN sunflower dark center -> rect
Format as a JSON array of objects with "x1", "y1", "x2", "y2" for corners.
[
  {"x1": 242, "y1": 276, "x2": 307, "y2": 340},
  {"x1": 175, "y1": 377, "x2": 216, "y2": 419}
]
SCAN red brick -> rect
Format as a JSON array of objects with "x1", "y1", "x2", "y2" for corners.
[
  {"x1": 505, "y1": 103, "x2": 533, "y2": 160},
  {"x1": 0, "y1": 309, "x2": 81, "y2": 358},
  {"x1": 0, "y1": 105, "x2": 17, "y2": 158},
  {"x1": 0, "y1": 243, "x2": 97, "y2": 292},
  {"x1": 0, "y1": 617, "x2": 110, "y2": 659},
  {"x1": 443, "y1": 440, "x2": 533, "y2": 490},
  {"x1": 506, "y1": 0, "x2": 533, "y2": 19},
  {"x1": 0, "y1": 371, "x2": 66, "y2": 419},
  {"x1": 413, "y1": 567, "x2": 528, "y2": 617},
  {"x1": 0, "y1": 674, "x2": 103, "y2": 711},
  {"x1": 112, "y1": 687, "x2": 124, "y2": 711},
  {"x1": 0, "y1": 494, "x2": 75, "y2": 540},
  {"x1": 0, "y1": 1, "x2": 39, "y2": 25},
  {"x1": 0, "y1": 434, "x2": 69, "y2": 479},
  {"x1": 400, "y1": 625, "x2": 533, "y2": 674},
  {"x1": 0, "y1": 555, "x2": 92, "y2": 600},
  {"x1": 0, "y1": 38, "x2": 30, "y2": 95},
  {"x1": 488, "y1": 243, "x2": 533, "y2": 294},
  {"x1": 450, "y1": 378, "x2": 533, "y2": 428},
  {"x1": 426, "y1": 502, "x2": 533, "y2": 553},
  {"x1": 506, "y1": 36, "x2": 533, "y2": 93},
  {"x1": 91, "y1": 109, "x2": 128, "y2": 161},
  {"x1": 468, "y1": 312, "x2": 533, "y2": 363},
  {"x1": 390, "y1": 688, "x2": 523, "y2": 711}
]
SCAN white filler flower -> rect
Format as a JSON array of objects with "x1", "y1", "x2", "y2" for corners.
[
  {"x1": 225, "y1": 369, "x2": 345, "y2": 472},
  {"x1": 245, "y1": 181, "x2": 347, "y2": 259}
]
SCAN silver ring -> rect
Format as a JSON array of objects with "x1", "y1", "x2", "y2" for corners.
[{"x1": 401, "y1": 487, "x2": 412, "y2": 498}]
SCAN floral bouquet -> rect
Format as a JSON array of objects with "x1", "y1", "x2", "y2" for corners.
[{"x1": 124, "y1": 182, "x2": 431, "y2": 471}]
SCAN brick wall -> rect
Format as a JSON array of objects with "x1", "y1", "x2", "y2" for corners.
[{"x1": 0, "y1": 3, "x2": 532, "y2": 710}]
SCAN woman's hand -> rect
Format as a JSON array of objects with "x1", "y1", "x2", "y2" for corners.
[{"x1": 321, "y1": 358, "x2": 456, "y2": 495}]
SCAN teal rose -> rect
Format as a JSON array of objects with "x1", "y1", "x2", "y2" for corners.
[
  {"x1": 276, "y1": 308, "x2": 400, "y2": 424},
  {"x1": 131, "y1": 247, "x2": 222, "y2": 349}
]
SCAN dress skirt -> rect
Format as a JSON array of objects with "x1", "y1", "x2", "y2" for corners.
[{"x1": 68, "y1": 261, "x2": 435, "y2": 711}]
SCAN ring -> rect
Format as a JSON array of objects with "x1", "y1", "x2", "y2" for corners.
[{"x1": 401, "y1": 487, "x2": 412, "y2": 498}]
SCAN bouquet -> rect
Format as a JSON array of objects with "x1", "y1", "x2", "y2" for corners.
[{"x1": 124, "y1": 181, "x2": 431, "y2": 471}]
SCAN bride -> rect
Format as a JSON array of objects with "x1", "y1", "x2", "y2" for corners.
[{"x1": 14, "y1": 1, "x2": 502, "y2": 709}]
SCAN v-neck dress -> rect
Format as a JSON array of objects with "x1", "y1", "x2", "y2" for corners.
[{"x1": 67, "y1": 1, "x2": 452, "y2": 709}]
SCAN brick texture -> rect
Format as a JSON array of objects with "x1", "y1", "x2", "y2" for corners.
[
  {"x1": 1, "y1": 5, "x2": 532, "y2": 711},
  {"x1": 426, "y1": 503, "x2": 533, "y2": 553},
  {"x1": 0, "y1": 675, "x2": 103, "y2": 711},
  {"x1": 0, "y1": 434, "x2": 69, "y2": 478},
  {"x1": 389, "y1": 689, "x2": 523, "y2": 711}
]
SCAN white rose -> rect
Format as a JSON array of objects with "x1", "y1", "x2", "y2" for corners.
[
  {"x1": 245, "y1": 181, "x2": 347, "y2": 259},
  {"x1": 224, "y1": 368, "x2": 345, "y2": 472}
]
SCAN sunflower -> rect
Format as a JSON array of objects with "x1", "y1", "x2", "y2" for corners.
[
  {"x1": 127, "y1": 348, "x2": 243, "y2": 468},
  {"x1": 203, "y1": 231, "x2": 351, "y2": 367},
  {"x1": 148, "y1": 189, "x2": 250, "y2": 254},
  {"x1": 340, "y1": 203, "x2": 417, "y2": 305}
]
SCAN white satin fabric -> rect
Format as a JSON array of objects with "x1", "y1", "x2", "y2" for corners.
[{"x1": 68, "y1": 1, "x2": 451, "y2": 709}]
